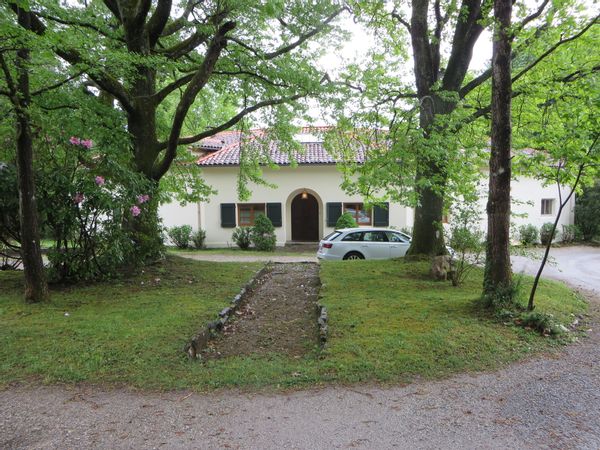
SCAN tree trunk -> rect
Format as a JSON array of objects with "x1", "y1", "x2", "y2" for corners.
[
  {"x1": 483, "y1": 0, "x2": 512, "y2": 297},
  {"x1": 15, "y1": 8, "x2": 49, "y2": 302},
  {"x1": 407, "y1": 95, "x2": 452, "y2": 256}
]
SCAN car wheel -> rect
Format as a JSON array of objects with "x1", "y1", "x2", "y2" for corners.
[{"x1": 343, "y1": 251, "x2": 365, "y2": 260}]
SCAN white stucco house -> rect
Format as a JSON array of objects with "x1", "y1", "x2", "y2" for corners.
[{"x1": 159, "y1": 128, "x2": 574, "y2": 247}]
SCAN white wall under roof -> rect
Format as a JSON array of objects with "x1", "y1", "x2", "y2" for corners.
[{"x1": 159, "y1": 165, "x2": 574, "y2": 247}]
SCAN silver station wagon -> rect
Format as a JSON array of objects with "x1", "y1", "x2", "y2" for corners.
[{"x1": 317, "y1": 227, "x2": 412, "y2": 261}]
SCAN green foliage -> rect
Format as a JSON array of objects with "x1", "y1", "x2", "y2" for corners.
[
  {"x1": 540, "y1": 222, "x2": 557, "y2": 245},
  {"x1": 232, "y1": 227, "x2": 252, "y2": 250},
  {"x1": 0, "y1": 258, "x2": 585, "y2": 390},
  {"x1": 251, "y1": 214, "x2": 276, "y2": 251},
  {"x1": 519, "y1": 312, "x2": 565, "y2": 336},
  {"x1": 447, "y1": 202, "x2": 485, "y2": 286},
  {"x1": 0, "y1": 163, "x2": 20, "y2": 259},
  {"x1": 575, "y1": 182, "x2": 600, "y2": 240},
  {"x1": 191, "y1": 229, "x2": 207, "y2": 249},
  {"x1": 481, "y1": 279, "x2": 523, "y2": 312},
  {"x1": 167, "y1": 225, "x2": 193, "y2": 249},
  {"x1": 519, "y1": 224, "x2": 539, "y2": 246},
  {"x1": 561, "y1": 224, "x2": 582, "y2": 243},
  {"x1": 335, "y1": 212, "x2": 357, "y2": 229},
  {"x1": 34, "y1": 137, "x2": 160, "y2": 282}
]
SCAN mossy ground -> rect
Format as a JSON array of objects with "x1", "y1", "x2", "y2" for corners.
[{"x1": 0, "y1": 257, "x2": 586, "y2": 391}]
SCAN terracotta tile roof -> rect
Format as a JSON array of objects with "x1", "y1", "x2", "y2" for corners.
[{"x1": 196, "y1": 127, "x2": 367, "y2": 166}]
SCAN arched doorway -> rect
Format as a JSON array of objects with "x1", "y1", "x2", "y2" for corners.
[{"x1": 291, "y1": 192, "x2": 319, "y2": 241}]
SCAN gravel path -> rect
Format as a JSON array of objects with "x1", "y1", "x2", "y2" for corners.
[{"x1": 2, "y1": 247, "x2": 599, "y2": 449}]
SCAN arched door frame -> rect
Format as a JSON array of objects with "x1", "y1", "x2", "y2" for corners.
[{"x1": 285, "y1": 188, "x2": 323, "y2": 242}]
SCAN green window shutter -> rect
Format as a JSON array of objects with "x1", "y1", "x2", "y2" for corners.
[
  {"x1": 266, "y1": 203, "x2": 282, "y2": 227},
  {"x1": 220, "y1": 203, "x2": 236, "y2": 228},
  {"x1": 326, "y1": 202, "x2": 342, "y2": 227},
  {"x1": 373, "y1": 203, "x2": 389, "y2": 226}
]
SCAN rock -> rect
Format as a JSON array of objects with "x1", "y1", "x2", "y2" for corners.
[{"x1": 431, "y1": 255, "x2": 452, "y2": 281}]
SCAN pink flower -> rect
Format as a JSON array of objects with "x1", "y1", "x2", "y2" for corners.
[
  {"x1": 69, "y1": 136, "x2": 81, "y2": 145},
  {"x1": 81, "y1": 139, "x2": 93, "y2": 149},
  {"x1": 73, "y1": 193, "x2": 84, "y2": 204},
  {"x1": 136, "y1": 194, "x2": 150, "y2": 204},
  {"x1": 95, "y1": 176, "x2": 105, "y2": 186},
  {"x1": 130, "y1": 205, "x2": 141, "y2": 217}
]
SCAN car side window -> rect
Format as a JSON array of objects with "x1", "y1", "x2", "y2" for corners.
[
  {"x1": 342, "y1": 232, "x2": 363, "y2": 242},
  {"x1": 363, "y1": 231, "x2": 388, "y2": 242},
  {"x1": 386, "y1": 231, "x2": 409, "y2": 243}
]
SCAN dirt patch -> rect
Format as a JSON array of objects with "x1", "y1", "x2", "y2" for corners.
[{"x1": 203, "y1": 262, "x2": 321, "y2": 358}]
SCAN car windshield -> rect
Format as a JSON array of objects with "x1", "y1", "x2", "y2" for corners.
[{"x1": 322, "y1": 231, "x2": 341, "y2": 241}]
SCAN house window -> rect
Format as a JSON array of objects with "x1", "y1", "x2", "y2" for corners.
[
  {"x1": 343, "y1": 203, "x2": 371, "y2": 225},
  {"x1": 541, "y1": 199, "x2": 554, "y2": 215},
  {"x1": 238, "y1": 203, "x2": 265, "y2": 226}
]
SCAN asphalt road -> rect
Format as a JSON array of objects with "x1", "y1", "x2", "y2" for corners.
[
  {"x1": 2, "y1": 246, "x2": 599, "y2": 449},
  {"x1": 511, "y1": 245, "x2": 600, "y2": 294}
]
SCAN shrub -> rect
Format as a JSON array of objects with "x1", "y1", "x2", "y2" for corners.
[
  {"x1": 191, "y1": 229, "x2": 206, "y2": 249},
  {"x1": 539, "y1": 222, "x2": 557, "y2": 245},
  {"x1": 518, "y1": 224, "x2": 538, "y2": 246},
  {"x1": 519, "y1": 312, "x2": 564, "y2": 336},
  {"x1": 575, "y1": 182, "x2": 600, "y2": 240},
  {"x1": 251, "y1": 214, "x2": 276, "y2": 251},
  {"x1": 335, "y1": 212, "x2": 357, "y2": 229},
  {"x1": 481, "y1": 278, "x2": 523, "y2": 311},
  {"x1": 561, "y1": 224, "x2": 583, "y2": 243},
  {"x1": 232, "y1": 227, "x2": 252, "y2": 250},
  {"x1": 167, "y1": 225, "x2": 192, "y2": 249},
  {"x1": 448, "y1": 202, "x2": 485, "y2": 286}
]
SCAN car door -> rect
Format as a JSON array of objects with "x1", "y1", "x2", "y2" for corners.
[
  {"x1": 361, "y1": 231, "x2": 390, "y2": 259},
  {"x1": 386, "y1": 231, "x2": 410, "y2": 258}
]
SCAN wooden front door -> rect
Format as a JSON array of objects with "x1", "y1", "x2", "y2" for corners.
[{"x1": 291, "y1": 193, "x2": 319, "y2": 241}]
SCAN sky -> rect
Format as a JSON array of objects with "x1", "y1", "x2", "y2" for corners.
[{"x1": 306, "y1": 13, "x2": 494, "y2": 124}]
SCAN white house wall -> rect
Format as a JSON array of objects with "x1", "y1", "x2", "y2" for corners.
[
  {"x1": 158, "y1": 165, "x2": 575, "y2": 247},
  {"x1": 158, "y1": 200, "x2": 199, "y2": 244},
  {"x1": 190, "y1": 165, "x2": 409, "y2": 248}
]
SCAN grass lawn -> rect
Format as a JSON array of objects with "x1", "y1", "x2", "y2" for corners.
[{"x1": 0, "y1": 258, "x2": 587, "y2": 391}]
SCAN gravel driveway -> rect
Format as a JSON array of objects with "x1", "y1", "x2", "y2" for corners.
[{"x1": 2, "y1": 246, "x2": 599, "y2": 449}]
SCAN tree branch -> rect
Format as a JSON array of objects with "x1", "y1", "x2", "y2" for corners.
[
  {"x1": 31, "y1": 70, "x2": 85, "y2": 96},
  {"x1": 213, "y1": 69, "x2": 292, "y2": 88},
  {"x1": 147, "y1": 0, "x2": 172, "y2": 47},
  {"x1": 0, "y1": 53, "x2": 17, "y2": 98},
  {"x1": 156, "y1": 93, "x2": 305, "y2": 152},
  {"x1": 160, "y1": 0, "x2": 202, "y2": 36},
  {"x1": 156, "y1": 30, "x2": 210, "y2": 59},
  {"x1": 153, "y1": 20, "x2": 236, "y2": 179},
  {"x1": 229, "y1": 8, "x2": 344, "y2": 61},
  {"x1": 512, "y1": 15, "x2": 599, "y2": 85},
  {"x1": 391, "y1": 8, "x2": 411, "y2": 32},
  {"x1": 460, "y1": 14, "x2": 598, "y2": 98},
  {"x1": 34, "y1": 11, "x2": 122, "y2": 41},
  {"x1": 265, "y1": 8, "x2": 344, "y2": 59},
  {"x1": 151, "y1": 73, "x2": 195, "y2": 104}
]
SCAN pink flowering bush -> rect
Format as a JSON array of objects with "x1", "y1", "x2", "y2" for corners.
[
  {"x1": 69, "y1": 136, "x2": 93, "y2": 149},
  {"x1": 72, "y1": 192, "x2": 85, "y2": 204},
  {"x1": 37, "y1": 136, "x2": 162, "y2": 282}
]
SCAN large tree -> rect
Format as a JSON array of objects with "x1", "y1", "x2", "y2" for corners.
[
  {"x1": 18, "y1": 0, "x2": 343, "y2": 181},
  {"x1": 0, "y1": 5, "x2": 49, "y2": 302},
  {"x1": 483, "y1": 0, "x2": 512, "y2": 300},
  {"x1": 339, "y1": 0, "x2": 595, "y2": 256}
]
